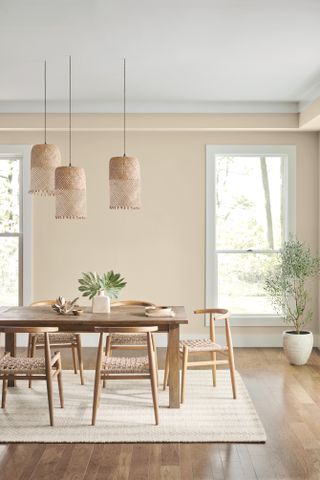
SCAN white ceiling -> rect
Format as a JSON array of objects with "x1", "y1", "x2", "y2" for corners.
[{"x1": 1, "y1": 0, "x2": 320, "y2": 113}]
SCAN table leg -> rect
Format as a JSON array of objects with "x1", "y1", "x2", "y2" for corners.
[
  {"x1": 5, "y1": 332, "x2": 16, "y2": 387},
  {"x1": 168, "y1": 324, "x2": 180, "y2": 408}
]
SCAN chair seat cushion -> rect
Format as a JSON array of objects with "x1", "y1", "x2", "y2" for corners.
[
  {"x1": 33, "y1": 332, "x2": 77, "y2": 344},
  {"x1": 102, "y1": 356, "x2": 149, "y2": 374},
  {"x1": 110, "y1": 333, "x2": 147, "y2": 346},
  {"x1": 0, "y1": 355, "x2": 46, "y2": 375},
  {"x1": 179, "y1": 339, "x2": 228, "y2": 353}
]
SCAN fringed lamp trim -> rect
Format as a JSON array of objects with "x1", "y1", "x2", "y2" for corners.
[
  {"x1": 110, "y1": 206, "x2": 141, "y2": 210},
  {"x1": 29, "y1": 189, "x2": 56, "y2": 196},
  {"x1": 55, "y1": 216, "x2": 86, "y2": 220}
]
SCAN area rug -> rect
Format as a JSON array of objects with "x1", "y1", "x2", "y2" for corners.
[{"x1": 0, "y1": 370, "x2": 266, "y2": 443}]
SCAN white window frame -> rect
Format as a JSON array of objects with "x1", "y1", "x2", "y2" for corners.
[
  {"x1": 0, "y1": 145, "x2": 32, "y2": 306},
  {"x1": 206, "y1": 145, "x2": 296, "y2": 327}
]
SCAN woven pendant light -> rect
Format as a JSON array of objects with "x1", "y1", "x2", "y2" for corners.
[
  {"x1": 30, "y1": 60, "x2": 61, "y2": 195},
  {"x1": 55, "y1": 166, "x2": 86, "y2": 219},
  {"x1": 109, "y1": 58, "x2": 141, "y2": 209},
  {"x1": 109, "y1": 156, "x2": 141, "y2": 209},
  {"x1": 55, "y1": 56, "x2": 87, "y2": 219}
]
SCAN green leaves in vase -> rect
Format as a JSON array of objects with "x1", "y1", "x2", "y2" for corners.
[{"x1": 78, "y1": 271, "x2": 126, "y2": 300}]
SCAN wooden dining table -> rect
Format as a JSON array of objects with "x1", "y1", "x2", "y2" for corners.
[{"x1": 0, "y1": 305, "x2": 188, "y2": 408}]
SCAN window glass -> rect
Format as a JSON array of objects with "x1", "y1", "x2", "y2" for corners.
[
  {"x1": 0, "y1": 158, "x2": 20, "y2": 233},
  {"x1": 217, "y1": 252, "x2": 277, "y2": 314},
  {"x1": 0, "y1": 237, "x2": 19, "y2": 305},
  {"x1": 216, "y1": 155, "x2": 284, "y2": 251},
  {"x1": 0, "y1": 156, "x2": 21, "y2": 306}
]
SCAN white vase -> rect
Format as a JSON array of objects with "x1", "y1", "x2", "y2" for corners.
[
  {"x1": 282, "y1": 330, "x2": 313, "y2": 365},
  {"x1": 92, "y1": 290, "x2": 111, "y2": 313}
]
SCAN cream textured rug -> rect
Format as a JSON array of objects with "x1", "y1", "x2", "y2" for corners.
[{"x1": 0, "y1": 370, "x2": 266, "y2": 443}]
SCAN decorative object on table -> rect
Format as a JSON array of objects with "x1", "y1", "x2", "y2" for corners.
[
  {"x1": 78, "y1": 271, "x2": 126, "y2": 300},
  {"x1": 109, "y1": 58, "x2": 141, "y2": 210},
  {"x1": 145, "y1": 306, "x2": 174, "y2": 317},
  {"x1": 264, "y1": 238, "x2": 320, "y2": 365},
  {"x1": 55, "y1": 56, "x2": 87, "y2": 219},
  {"x1": 72, "y1": 308, "x2": 84, "y2": 316},
  {"x1": 92, "y1": 290, "x2": 111, "y2": 313},
  {"x1": 30, "y1": 59, "x2": 61, "y2": 196},
  {"x1": 51, "y1": 296, "x2": 79, "y2": 315}
]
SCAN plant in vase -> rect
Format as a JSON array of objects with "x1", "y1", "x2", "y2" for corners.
[
  {"x1": 78, "y1": 271, "x2": 126, "y2": 313},
  {"x1": 264, "y1": 238, "x2": 320, "y2": 365}
]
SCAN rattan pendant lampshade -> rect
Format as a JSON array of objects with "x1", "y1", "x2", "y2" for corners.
[
  {"x1": 30, "y1": 60, "x2": 61, "y2": 195},
  {"x1": 109, "y1": 58, "x2": 141, "y2": 209},
  {"x1": 55, "y1": 56, "x2": 87, "y2": 219}
]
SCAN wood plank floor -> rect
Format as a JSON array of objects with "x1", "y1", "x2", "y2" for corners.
[{"x1": 0, "y1": 347, "x2": 320, "y2": 480}]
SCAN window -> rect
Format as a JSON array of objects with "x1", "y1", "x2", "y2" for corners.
[
  {"x1": 206, "y1": 145, "x2": 296, "y2": 323},
  {"x1": 0, "y1": 147, "x2": 32, "y2": 307},
  {"x1": 0, "y1": 155, "x2": 20, "y2": 305}
]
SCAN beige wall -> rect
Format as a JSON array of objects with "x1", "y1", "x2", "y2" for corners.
[{"x1": 0, "y1": 122, "x2": 319, "y2": 345}]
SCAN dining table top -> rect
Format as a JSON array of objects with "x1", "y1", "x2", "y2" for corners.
[{"x1": 0, "y1": 305, "x2": 188, "y2": 328}]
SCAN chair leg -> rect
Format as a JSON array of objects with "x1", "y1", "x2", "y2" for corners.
[
  {"x1": 97, "y1": 380, "x2": 103, "y2": 409},
  {"x1": 71, "y1": 345, "x2": 78, "y2": 374},
  {"x1": 27, "y1": 334, "x2": 31, "y2": 357},
  {"x1": 211, "y1": 351, "x2": 217, "y2": 387},
  {"x1": 76, "y1": 335, "x2": 85, "y2": 385},
  {"x1": 147, "y1": 333, "x2": 159, "y2": 425},
  {"x1": 181, "y1": 346, "x2": 188, "y2": 404},
  {"x1": 1, "y1": 377, "x2": 7, "y2": 408},
  {"x1": 92, "y1": 374, "x2": 102, "y2": 426},
  {"x1": 103, "y1": 335, "x2": 112, "y2": 389},
  {"x1": 151, "y1": 334, "x2": 159, "y2": 387},
  {"x1": 92, "y1": 333, "x2": 104, "y2": 425},
  {"x1": 163, "y1": 347, "x2": 169, "y2": 390},
  {"x1": 228, "y1": 350, "x2": 237, "y2": 399},
  {"x1": 57, "y1": 356, "x2": 64, "y2": 408},
  {"x1": 105, "y1": 335, "x2": 112, "y2": 357},
  {"x1": 46, "y1": 373, "x2": 54, "y2": 426},
  {"x1": 43, "y1": 332, "x2": 55, "y2": 426},
  {"x1": 225, "y1": 318, "x2": 237, "y2": 399},
  {"x1": 28, "y1": 336, "x2": 36, "y2": 388}
]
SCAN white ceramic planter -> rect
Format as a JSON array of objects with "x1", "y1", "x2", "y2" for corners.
[
  {"x1": 282, "y1": 330, "x2": 313, "y2": 365},
  {"x1": 92, "y1": 290, "x2": 111, "y2": 313}
]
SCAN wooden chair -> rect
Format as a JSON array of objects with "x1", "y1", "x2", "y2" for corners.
[
  {"x1": 163, "y1": 308, "x2": 237, "y2": 403},
  {"x1": 27, "y1": 300, "x2": 84, "y2": 386},
  {"x1": 92, "y1": 326, "x2": 159, "y2": 426},
  {"x1": 106, "y1": 300, "x2": 156, "y2": 352},
  {"x1": 0, "y1": 326, "x2": 64, "y2": 426},
  {"x1": 104, "y1": 300, "x2": 158, "y2": 387}
]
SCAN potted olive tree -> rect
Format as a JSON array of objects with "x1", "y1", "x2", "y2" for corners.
[{"x1": 264, "y1": 238, "x2": 320, "y2": 365}]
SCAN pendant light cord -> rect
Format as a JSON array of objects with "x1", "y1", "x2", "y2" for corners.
[
  {"x1": 123, "y1": 57, "x2": 126, "y2": 157},
  {"x1": 44, "y1": 59, "x2": 47, "y2": 144},
  {"x1": 69, "y1": 55, "x2": 72, "y2": 167}
]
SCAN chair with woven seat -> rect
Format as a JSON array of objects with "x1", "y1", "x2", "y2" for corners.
[
  {"x1": 103, "y1": 300, "x2": 158, "y2": 388},
  {"x1": 163, "y1": 308, "x2": 237, "y2": 403},
  {"x1": 0, "y1": 326, "x2": 64, "y2": 426},
  {"x1": 27, "y1": 300, "x2": 84, "y2": 386},
  {"x1": 106, "y1": 300, "x2": 156, "y2": 353},
  {"x1": 92, "y1": 326, "x2": 159, "y2": 426}
]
